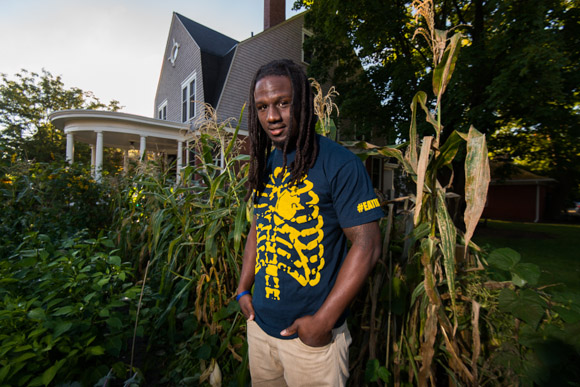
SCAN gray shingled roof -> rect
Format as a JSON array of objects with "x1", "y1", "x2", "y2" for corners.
[{"x1": 175, "y1": 13, "x2": 238, "y2": 107}]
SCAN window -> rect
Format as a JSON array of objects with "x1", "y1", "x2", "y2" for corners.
[
  {"x1": 181, "y1": 72, "x2": 197, "y2": 122},
  {"x1": 370, "y1": 156, "x2": 383, "y2": 191},
  {"x1": 157, "y1": 100, "x2": 167, "y2": 120},
  {"x1": 302, "y1": 29, "x2": 314, "y2": 64}
]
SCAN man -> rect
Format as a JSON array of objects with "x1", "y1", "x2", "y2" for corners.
[{"x1": 236, "y1": 59, "x2": 383, "y2": 386}]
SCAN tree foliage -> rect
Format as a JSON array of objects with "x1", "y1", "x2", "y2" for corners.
[
  {"x1": 0, "y1": 69, "x2": 122, "y2": 163},
  {"x1": 294, "y1": 0, "x2": 580, "y2": 206}
]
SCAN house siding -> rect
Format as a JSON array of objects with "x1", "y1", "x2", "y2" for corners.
[
  {"x1": 216, "y1": 14, "x2": 306, "y2": 131},
  {"x1": 154, "y1": 14, "x2": 205, "y2": 124}
]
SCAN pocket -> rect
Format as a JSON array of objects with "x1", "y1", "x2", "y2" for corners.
[{"x1": 295, "y1": 335, "x2": 333, "y2": 352}]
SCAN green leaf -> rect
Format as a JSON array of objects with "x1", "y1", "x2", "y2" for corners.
[
  {"x1": 410, "y1": 281, "x2": 426, "y2": 306},
  {"x1": 97, "y1": 277, "x2": 110, "y2": 287},
  {"x1": 434, "y1": 130, "x2": 465, "y2": 169},
  {"x1": 498, "y1": 288, "x2": 546, "y2": 329},
  {"x1": 53, "y1": 321, "x2": 73, "y2": 338},
  {"x1": 378, "y1": 366, "x2": 391, "y2": 382},
  {"x1": 100, "y1": 238, "x2": 115, "y2": 248},
  {"x1": 27, "y1": 308, "x2": 46, "y2": 320},
  {"x1": 106, "y1": 317, "x2": 123, "y2": 330},
  {"x1": 408, "y1": 222, "x2": 431, "y2": 242},
  {"x1": 42, "y1": 359, "x2": 65, "y2": 386},
  {"x1": 365, "y1": 358, "x2": 380, "y2": 382},
  {"x1": 212, "y1": 301, "x2": 239, "y2": 322},
  {"x1": 511, "y1": 273, "x2": 527, "y2": 288},
  {"x1": 52, "y1": 305, "x2": 74, "y2": 316},
  {"x1": 12, "y1": 352, "x2": 37, "y2": 363},
  {"x1": 0, "y1": 364, "x2": 10, "y2": 382},
  {"x1": 463, "y1": 126, "x2": 490, "y2": 249},
  {"x1": 86, "y1": 346, "x2": 105, "y2": 356},
  {"x1": 197, "y1": 344, "x2": 212, "y2": 360},
  {"x1": 512, "y1": 262, "x2": 541, "y2": 286},
  {"x1": 436, "y1": 189, "x2": 457, "y2": 312},
  {"x1": 233, "y1": 200, "x2": 247, "y2": 254},
  {"x1": 108, "y1": 255, "x2": 121, "y2": 266},
  {"x1": 487, "y1": 248, "x2": 521, "y2": 271},
  {"x1": 553, "y1": 305, "x2": 580, "y2": 324},
  {"x1": 433, "y1": 32, "x2": 462, "y2": 97},
  {"x1": 377, "y1": 146, "x2": 414, "y2": 174}
]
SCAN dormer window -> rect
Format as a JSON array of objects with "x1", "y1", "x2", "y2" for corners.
[{"x1": 181, "y1": 72, "x2": 196, "y2": 122}]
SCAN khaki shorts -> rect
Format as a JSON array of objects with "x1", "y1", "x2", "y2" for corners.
[{"x1": 247, "y1": 319, "x2": 352, "y2": 387}]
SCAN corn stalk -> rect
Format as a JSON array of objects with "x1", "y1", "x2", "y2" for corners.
[
  {"x1": 109, "y1": 105, "x2": 251, "y2": 384},
  {"x1": 344, "y1": 1, "x2": 490, "y2": 385}
]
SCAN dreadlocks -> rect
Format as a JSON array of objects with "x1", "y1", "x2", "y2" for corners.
[{"x1": 246, "y1": 59, "x2": 318, "y2": 202}]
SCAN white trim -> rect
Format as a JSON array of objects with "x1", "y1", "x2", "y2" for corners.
[
  {"x1": 49, "y1": 110, "x2": 193, "y2": 156},
  {"x1": 168, "y1": 39, "x2": 180, "y2": 67}
]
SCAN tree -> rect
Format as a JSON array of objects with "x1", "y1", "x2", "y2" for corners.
[
  {"x1": 0, "y1": 69, "x2": 122, "y2": 164},
  {"x1": 294, "y1": 0, "x2": 580, "y2": 211}
]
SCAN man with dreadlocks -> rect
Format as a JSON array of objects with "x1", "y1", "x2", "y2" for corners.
[{"x1": 236, "y1": 59, "x2": 383, "y2": 386}]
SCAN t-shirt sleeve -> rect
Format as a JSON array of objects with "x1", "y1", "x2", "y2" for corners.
[{"x1": 331, "y1": 158, "x2": 384, "y2": 229}]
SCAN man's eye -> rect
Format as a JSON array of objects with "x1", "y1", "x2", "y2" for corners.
[
  {"x1": 279, "y1": 100, "x2": 289, "y2": 107},
  {"x1": 257, "y1": 105, "x2": 267, "y2": 111}
]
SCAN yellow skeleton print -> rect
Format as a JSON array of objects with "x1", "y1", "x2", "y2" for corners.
[{"x1": 255, "y1": 167, "x2": 325, "y2": 300}]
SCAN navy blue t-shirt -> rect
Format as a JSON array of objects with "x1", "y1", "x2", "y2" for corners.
[{"x1": 253, "y1": 135, "x2": 384, "y2": 339}]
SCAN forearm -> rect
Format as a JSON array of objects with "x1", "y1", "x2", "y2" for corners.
[
  {"x1": 314, "y1": 221, "x2": 382, "y2": 329},
  {"x1": 237, "y1": 219, "x2": 257, "y2": 294}
]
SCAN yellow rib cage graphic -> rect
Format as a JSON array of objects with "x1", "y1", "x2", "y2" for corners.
[{"x1": 255, "y1": 167, "x2": 325, "y2": 300}]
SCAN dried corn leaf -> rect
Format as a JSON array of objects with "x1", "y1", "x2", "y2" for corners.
[
  {"x1": 414, "y1": 136, "x2": 433, "y2": 226},
  {"x1": 419, "y1": 304, "x2": 438, "y2": 386},
  {"x1": 464, "y1": 126, "x2": 490, "y2": 251}
]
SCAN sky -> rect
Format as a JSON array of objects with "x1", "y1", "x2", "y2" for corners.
[{"x1": 0, "y1": 0, "x2": 302, "y2": 117}]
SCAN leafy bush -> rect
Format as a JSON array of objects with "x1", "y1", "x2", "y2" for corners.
[
  {"x1": 0, "y1": 161, "x2": 113, "y2": 258},
  {"x1": 483, "y1": 248, "x2": 580, "y2": 385},
  {"x1": 0, "y1": 231, "x2": 143, "y2": 386}
]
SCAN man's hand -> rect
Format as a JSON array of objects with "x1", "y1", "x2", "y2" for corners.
[
  {"x1": 280, "y1": 315, "x2": 332, "y2": 347},
  {"x1": 239, "y1": 294, "x2": 255, "y2": 321}
]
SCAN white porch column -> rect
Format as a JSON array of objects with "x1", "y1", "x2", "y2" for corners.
[
  {"x1": 177, "y1": 140, "x2": 183, "y2": 182},
  {"x1": 139, "y1": 136, "x2": 147, "y2": 161},
  {"x1": 95, "y1": 131, "x2": 104, "y2": 182},
  {"x1": 66, "y1": 133, "x2": 74, "y2": 164},
  {"x1": 185, "y1": 140, "x2": 190, "y2": 165}
]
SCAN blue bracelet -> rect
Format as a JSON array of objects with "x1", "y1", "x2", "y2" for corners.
[{"x1": 236, "y1": 290, "x2": 251, "y2": 302}]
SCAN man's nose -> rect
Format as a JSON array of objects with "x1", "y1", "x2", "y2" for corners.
[{"x1": 266, "y1": 106, "x2": 281, "y2": 122}]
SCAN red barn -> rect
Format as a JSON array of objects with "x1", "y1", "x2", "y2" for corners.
[{"x1": 482, "y1": 162, "x2": 556, "y2": 222}]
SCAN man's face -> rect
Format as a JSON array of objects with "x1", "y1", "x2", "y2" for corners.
[{"x1": 254, "y1": 75, "x2": 297, "y2": 149}]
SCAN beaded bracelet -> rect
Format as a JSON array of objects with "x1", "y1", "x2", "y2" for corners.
[{"x1": 236, "y1": 290, "x2": 251, "y2": 302}]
